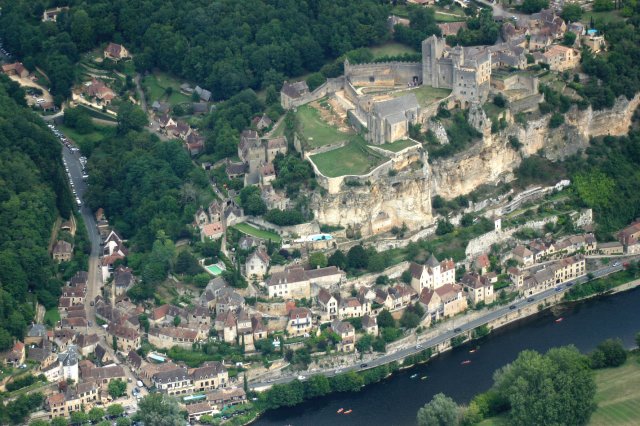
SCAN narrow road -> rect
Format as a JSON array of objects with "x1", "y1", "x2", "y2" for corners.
[
  {"x1": 250, "y1": 261, "x2": 631, "y2": 389},
  {"x1": 59, "y1": 129, "x2": 145, "y2": 412}
]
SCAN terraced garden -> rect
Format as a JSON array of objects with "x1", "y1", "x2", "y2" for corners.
[{"x1": 310, "y1": 137, "x2": 386, "y2": 177}]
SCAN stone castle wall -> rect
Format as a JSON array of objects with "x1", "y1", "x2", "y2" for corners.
[{"x1": 345, "y1": 61, "x2": 422, "y2": 86}]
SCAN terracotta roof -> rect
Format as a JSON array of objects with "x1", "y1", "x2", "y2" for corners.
[
  {"x1": 474, "y1": 254, "x2": 490, "y2": 269},
  {"x1": 289, "y1": 307, "x2": 312, "y2": 320},
  {"x1": 202, "y1": 222, "x2": 224, "y2": 237}
]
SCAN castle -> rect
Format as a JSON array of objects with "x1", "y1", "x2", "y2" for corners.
[{"x1": 422, "y1": 36, "x2": 492, "y2": 108}]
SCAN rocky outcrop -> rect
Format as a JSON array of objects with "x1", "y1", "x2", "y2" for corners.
[
  {"x1": 431, "y1": 93, "x2": 640, "y2": 199},
  {"x1": 311, "y1": 165, "x2": 433, "y2": 237}
]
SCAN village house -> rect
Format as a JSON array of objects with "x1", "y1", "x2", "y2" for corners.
[
  {"x1": 338, "y1": 295, "x2": 371, "y2": 319},
  {"x1": 148, "y1": 326, "x2": 200, "y2": 349},
  {"x1": 153, "y1": 367, "x2": 194, "y2": 396},
  {"x1": 82, "y1": 79, "x2": 116, "y2": 104},
  {"x1": 317, "y1": 288, "x2": 339, "y2": 320},
  {"x1": 460, "y1": 272, "x2": 495, "y2": 305},
  {"x1": 598, "y1": 241, "x2": 624, "y2": 255},
  {"x1": 82, "y1": 365, "x2": 126, "y2": 385},
  {"x1": 201, "y1": 222, "x2": 224, "y2": 241},
  {"x1": 185, "y1": 402, "x2": 215, "y2": 423},
  {"x1": 1, "y1": 62, "x2": 29, "y2": 78},
  {"x1": 409, "y1": 254, "x2": 456, "y2": 293},
  {"x1": 2, "y1": 341, "x2": 25, "y2": 367},
  {"x1": 330, "y1": 319, "x2": 355, "y2": 352},
  {"x1": 419, "y1": 284, "x2": 468, "y2": 323},
  {"x1": 75, "y1": 334, "x2": 99, "y2": 357},
  {"x1": 252, "y1": 114, "x2": 273, "y2": 131},
  {"x1": 618, "y1": 221, "x2": 640, "y2": 249},
  {"x1": 537, "y1": 45, "x2": 579, "y2": 71},
  {"x1": 287, "y1": 307, "x2": 314, "y2": 337},
  {"x1": 206, "y1": 387, "x2": 247, "y2": 411},
  {"x1": 214, "y1": 287, "x2": 246, "y2": 314},
  {"x1": 25, "y1": 324, "x2": 48, "y2": 345},
  {"x1": 513, "y1": 254, "x2": 587, "y2": 296},
  {"x1": 267, "y1": 266, "x2": 345, "y2": 299},
  {"x1": 244, "y1": 248, "x2": 270, "y2": 280},
  {"x1": 42, "y1": 7, "x2": 69, "y2": 22},
  {"x1": 45, "y1": 380, "x2": 101, "y2": 421},
  {"x1": 388, "y1": 284, "x2": 418, "y2": 310},
  {"x1": 361, "y1": 314, "x2": 378, "y2": 336},
  {"x1": 473, "y1": 253, "x2": 491, "y2": 275},
  {"x1": 103, "y1": 43, "x2": 130, "y2": 61},
  {"x1": 259, "y1": 162, "x2": 276, "y2": 186},
  {"x1": 52, "y1": 240, "x2": 73, "y2": 262},
  {"x1": 189, "y1": 361, "x2": 229, "y2": 392},
  {"x1": 108, "y1": 324, "x2": 141, "y2": 352},
  {"x1": 512, "y1": 245, "x2": 534, "y2": 266},
  {"x1": 113, "y1": 265, "x2": 135, "y2": 297}
]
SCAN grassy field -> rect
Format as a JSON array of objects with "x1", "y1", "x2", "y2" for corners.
[
  {"x1": 44, "y1": 308, "x2": 60, "y2": 326},
  {"x1": 233, "y1": 223, "x2": 282, "y2": 243},
  {"x1": 310, "y1": 137, "x2": 386, "y2": 177},
  {"x1": 378, "y1": 139, "x2": 418, "y2": 152},
  {"x1": 58, "y1": 124, "x2": 112, "y2": 149},
  {"x1": 142, "y1": 72, "x2": 192, "y2": 107},
  {"x1": 296, "y1": 104, "x2": 351, "y2": 148},
  {"x1": 368, "y1": 42, "x2": 418, "y2": 59},
  {"x1": 392, "y1": 86, "x2": 451, "y2": 106},
  {"x1": 590, "y1": 354, "x2": 640, "y2": 425},
  {"x1": 479, "y1": 354, "x2": 640, "y2": 426}
]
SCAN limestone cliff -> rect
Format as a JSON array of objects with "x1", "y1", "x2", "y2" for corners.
[
  {"x1": 431, "y1": 93, "x2": 640, "y2": 199},
  {"x1": 311, "y1": 167, "x2": 433, "y2": 237}
]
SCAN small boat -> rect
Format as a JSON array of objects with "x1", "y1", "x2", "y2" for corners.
[
  {"x1": 461, "y1": 360, "x2": 472, "y2": 365},
  {"x1": 555, "y1": 317, "x2": 564, "y2": 323},
  {"x1": 410, "y1": 374, "x2": 418, "y2": 379},
  {"x1": 469, "y1": 349, "x2": 476, "y2": 354},
  {"x1": 344, "y1": 409, "x2": 353, "y2": 414},
  {"x1": 337, "y1": 408, "x2": 344, "y2": 414},
  {"x1": 421, "y1": 376, "x2": 428, "y2": 380}
]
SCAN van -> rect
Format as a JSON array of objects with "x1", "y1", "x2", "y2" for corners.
[{"x1": 136, "y1": 380, "x2": 144, "y2": 388}]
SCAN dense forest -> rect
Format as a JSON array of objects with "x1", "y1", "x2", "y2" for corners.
[
  {"x1": 0, "y1": 0, "x2": 390, "y2": 101},
  {"x1": 0, "y1": 75, "x2": 71, "y2": 349},
  {"x1": 84, "y1": 128, "x2": 211, "y2": 252}
]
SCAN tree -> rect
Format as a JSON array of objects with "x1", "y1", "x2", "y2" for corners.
[
  {"x1": 304, "y1": 374, "x2": 331, "y2": 399},
  {"x1": 636, "y1": 332, "x2": 640, "y2": 350},
  {"x1": 590, "y1": 338, "x2": 627, "y2": 368},
  {"x1": 309, "y1": 252, "x2": 328, "y2": 269},
  {"x1": 367, "y1": 252, "x2": 386, "y2": 273},
  {"x1": 306, "y1": 72, "x2": 326, "y2": 91},
  {"x1": 561, "y1": 4, "x2": 583, "y2": 22},
  {"x1": 417, "y1": 393, "x2": 460, "y2": 426},
  {"x1": 112, "y1": 335, "x2": 118, "y2": 351},
  {"x1": 520, "y1": 0, "x2": 549, "y2": 13},
  {"x1": 328, "y1": 250, "x2": 347, "y2": 270},
  {"x1": 88, "y1": 407, "x2": 106, "y2": 423},
  {"x1": 494, "y1": 346, "x2": 596, "y2": 426},
  {"x1": 356, "y1": 333, "x2": 373, "y2": 353},
  {"x1": 116, "y1": 418, "x2": 131, "y2": 426},
  {"x1": 50, "y1": 418, "x2": 69, "y2": 426},
  {"x1": 173, "y1": 315, "x2": 181, "y2": 327},
  {"x1": 117, "y1": 103, "x2": 147, "y2": 134},
  {"x1": 70, "y1": 9, "x2": 94, "y2": 51},
  {"x1": 239, "y1": 186, "x2": 267, "y2": 216},
  {"x1": 436, "y1": 219, "x2": 454, "y2": 235},
  {"x1": 400, "y1": 310, "x2": 421, "y2": 329},
  {"x1": 70, "y1": 411, "x2": 89, "y2": 425},
  {"x1": 401, "y1": 269, "x2": 413, "y2": 284},
  {"x1": 574, "y1": 171, "x2": 615, "y2": 210},
  {"x1": 133, "y1": 393, "x2": 185, "y2": 426},
  {"x1": 377, "y1": 309, "x2": 395, "y2": 329},
  {"x1": 174, "y1": 250, "x2": 200, "y2": 275},
  {"x1": 347, "y1": 245, "x2": 368, "y2": 269},
  {"x1": 563, "y1": 31, "x2": 577, "y2": 46},
  {"x1": 108, "y1": 379, "x2": 127, "y2": 399},
  {"x1": 107, "y1": 404, "x2": 125, "y2": 418}
]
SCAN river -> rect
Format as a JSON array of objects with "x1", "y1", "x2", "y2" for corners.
[{"x1": 255, "y1": 287, "x2": 640, "y2": 426}]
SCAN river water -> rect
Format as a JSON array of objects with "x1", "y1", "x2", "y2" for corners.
[{"x1": 255, "y1": 288, "x2": 640, "y2": 426}]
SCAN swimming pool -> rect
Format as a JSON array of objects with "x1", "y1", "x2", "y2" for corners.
[
  {"x1": 310, "y1": 233, "x2": 333, "y2": 241},
  {"x1": 205, "y1": 264, "x2": 224, "y2": 275}
]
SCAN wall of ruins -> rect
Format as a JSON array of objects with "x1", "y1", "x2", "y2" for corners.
[
  {"x1": 286, "y1": 77, "x2": 345, "y2": 109},
  {"x1": 345, "y1": 61, "x2": 422, "y2": 87}
]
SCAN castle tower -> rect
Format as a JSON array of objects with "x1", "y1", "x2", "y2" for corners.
[{"x1": 422, "y1": 36, "x2": 445, "y2": 88}]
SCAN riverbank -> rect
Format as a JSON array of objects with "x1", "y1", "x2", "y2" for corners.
[{"x1": 242, "y1": 274, "x2": 640, "y2": 426}]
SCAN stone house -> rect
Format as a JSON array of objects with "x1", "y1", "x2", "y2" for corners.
[
  {"x1": 147, "y1": 326, "x2": 199, "y2": 350},
  {"x1": 267, "y1": 266, "x2": 345, "y2": 299},
  {"x1": 330, "y1": 319, "x2": 355, "y2": 352},
  {"x1": 108, "y1": 324, "x2": 141, "y2": 352},
  {"x1": 287, "y1": 307, "x2": 313, "y2": 337},
  {"x1": 361, "y1": 314, "x2": 378, "y2": 336},
  {"x1": 206, "y1": 387, "x2": 247, "y2": 411},
  {"x1": 3, "y1": 341, "x2": 25, "y2": 367},
  {"x1": 252, "y1": 114, "x2": 273, "y2": 131},
  {"x1": 104, "y1": 43, "x2": 130, "y2": 61},
  {"x1": 367, "y1": 94, "x2": 419, "y2": 145},
  {"x1": 409, "y1": 254, "x2": 456, "y2": 293},
  {"x1": 259, "y1": 162, "x2": 276, "y2": 186},
  {"x1": 317, "y1": 288, "x2": 339, "y2": 320},
  {"x1": 538, "y1": 45, "x2": 579, "y2": 71},
  {"x1": 245, "y1": 248, "x2": 270, "y2": 280},
  {"x1": 598, "y1": 241, "x2": 624, "y2": 255},
  {"x1": 388, "y1": 284, "x2": 418, "y2": 310},
  {"x1": 618, "y1": 221, "x2": 640, "y2": 248},
  {"x1": 419, "y1": 283, "x2": 468, "y2": 323},
  {"x1": 280, "y1": 80, "x2": 310, "y2": 109},
  {"x1": 1, "y1": 62, "x2": 29, "y2": 78},
  {"x1": 153, "y1": 367, "x2": 194, "y2": 396},
  {"x1": 472, "y1": 253, "x2": 490, "y2": 275},
  {"x1": 53, "y1": 240, "x2": 73, "y2": 262},
  {"x1": 186, "y1": 402, "x2": 215, "y2": 423},
  {"x1": 201, "y1": 222, "x2": 224, "y2": 241},
  {"x1": 189, "y1": 361, "x2": 228, "y2": 392},
  {"x1": 460, "y1": 272, "x2": 495, "y2": 305},
  {"x1": 512, "y1": 245, "x2": 534, "y2": 266}
]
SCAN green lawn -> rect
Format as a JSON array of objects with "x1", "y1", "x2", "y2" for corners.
[
  {"x1": 392, "y1": 86, "x2": 451, "y2": 106},
  {"x1": 310, "y1": 137, "x2": 386, "y2": 177},
  {"x1": 590, "y1": 354, "x2": 640, "y2": 425},
  {"x1": 378, "y1": 139, "x2": 418, "y2": 153},
  {"x1": 483, "y1": 103, "x2": 507, "y2": 123},
  {"x1": 368, "y1": 42, "x2": 418, "y2": 59},
  {"x1": 233, "y1": 223, "x2": 282, "y2": 243},
  {"x1": 296, "y1": 104, "x2": 351, "y2": 148},
  {"x1": 58, "y1": 124, "x2": 112, "y2": 147},
  {"x1": 142, "y1": 72, "x2": 192, "y2": 107},
  {"x1": 44, "y1": 308, "x2": 60, "y2": 326}
]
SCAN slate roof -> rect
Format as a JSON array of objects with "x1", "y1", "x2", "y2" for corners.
[{"x1": 373, "y1": 94, "x2": 418, "y2": 119}]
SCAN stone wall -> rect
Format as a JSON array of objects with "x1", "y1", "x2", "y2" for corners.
[
  {"x1": 345, "y1": 61, "x2": 422, "y2": 86},
  {"x1": 245, "y1": 217, "x2": 320, "y2": 238},
  {"x1": 346, "y1": 261, "x2": 410, "y2": 290},
  {"x1": 286, "y1": 77, "x2": 345, "y2": 109}
]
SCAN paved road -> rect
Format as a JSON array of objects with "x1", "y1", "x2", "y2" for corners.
[
  {"x1": 58, "y1": 129, "x2": 146, "y2": 409},
  {"x1": 250, "y1": 261, "x2": 630, "y2": 389},
  {"x1": 473, "y1": 0, "x2": 530, "y2": 23}
]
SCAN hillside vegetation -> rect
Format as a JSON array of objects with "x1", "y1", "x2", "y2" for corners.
[{"x1": 0, "y1": 75, "x2": 71, "y2": 348}]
